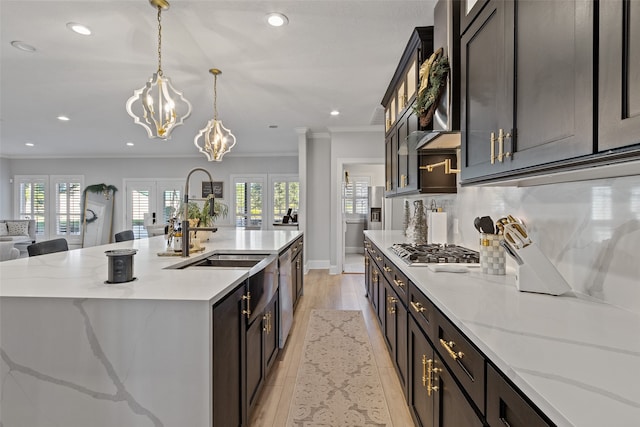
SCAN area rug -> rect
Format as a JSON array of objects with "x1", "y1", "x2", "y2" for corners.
[{"x1": 286, "y1": 309, "x2": 392, "y2": 426}]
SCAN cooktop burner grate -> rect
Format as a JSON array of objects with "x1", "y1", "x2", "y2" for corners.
[{"x1": 390, "y1": 243, "x2": 480, "y2": 265}]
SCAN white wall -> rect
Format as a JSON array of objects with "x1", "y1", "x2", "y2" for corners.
[
  {"x1": 306, "y1": 135, "x2": 331, "y2": 269},
  {"x1": 7, "y1": 155, "x2": 298, "y2": 235},
  {"x1": 344, "y1": 163, "x2": 385, "y2": 186},
  {"x1": 0, "y1": 157, "x2": 12, "y2": 218}
]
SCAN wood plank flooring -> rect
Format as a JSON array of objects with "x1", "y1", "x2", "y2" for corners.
[{"x1": 249, "y1": 269, "x2": 414, "y2": 426}]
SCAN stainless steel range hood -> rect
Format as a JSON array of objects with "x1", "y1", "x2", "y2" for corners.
[{"x1": 418, "y1": 0, "x2": 461, "y2": 151}]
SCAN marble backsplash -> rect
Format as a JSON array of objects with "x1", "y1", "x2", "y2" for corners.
[{"x1": 402, "y1": 174, "x2": 640, "y2": 314}]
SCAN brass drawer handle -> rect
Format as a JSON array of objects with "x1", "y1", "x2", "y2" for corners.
[
  {"x1": 422, "y1": 354, "x2": 427, "y2": 387},
  {"x1": 439, "y1": 338, "x2": 464, "y2": 361},
  {"x1": 376, "y1": 256, "x2": 383, "y2": 262},
  {"x1": 241, "y1": 292, "x2": 252, "y2": 319},
  {"x1": 393, "y1": 279, "x2": 405, "y2": 288},
  {"x1": 410, "y1": 301, "x2": 425, "y2": 313},
  {"x1": 426, "y1": 358, "x2": 440, "y2": 396},
  {"x1": 383, "y1": 266, "x2": 392, "y2": 272}
]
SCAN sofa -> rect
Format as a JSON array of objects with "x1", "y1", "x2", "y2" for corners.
[
  {"x1": 0, "y1": 219, "x2": 36, "y2": 244},
  {"x1": 0, "y1": 240, "x2": 20, "y2": 261}
]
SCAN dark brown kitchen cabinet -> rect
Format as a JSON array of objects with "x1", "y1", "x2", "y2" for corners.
[
  {"x1": 598, "y1": 0, "x2": 640, "y2": 152},
  {"x1": 385, "y1": 130, "x2": 398, "y2": 196},
  {"x1": 382, "y1": 277, "x2": 408, "y2": 398},
  {"x1": 212, "y1": 281, "x2": 247, "y2": 427},
  {"x1": 382, "y1": 27, "x2": 461, "y2": 197},
  {"x1": 247, "y1": 290, "x2": 280, "y2": 413},
  {"x1": 461, "y1": 0, "x2": 594, "y2": 184},
  {"x1": 487, "y1": 364, "x2": 553, "y2": 427},
  {"x1": 290, "y1": 237, "x2": 303, "y2": 308},
  {"x1": 408, "y1": 316, "x2": 484, "y2": 427}
]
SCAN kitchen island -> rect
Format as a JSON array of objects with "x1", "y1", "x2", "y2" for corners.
[
  {"x1": 365, "y1": 230, "x2": 640, "y2": 427},
  {"x1": 0, "y1": 229, "x2": 301, "y2": 427}
]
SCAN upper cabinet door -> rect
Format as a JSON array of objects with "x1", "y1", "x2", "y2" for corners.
[
  {"x1": 461, "y1": 0, "x2": 594, "y2": 183},
  {"x1": 599, "y1": 0, "x2": 640, "y2": 151},
  {"x1": 460, "y1": 0, "x2": 512, "y2": 181},
  {"x1": 510, "y1": 0, "x2": 594, "y2": 169}
]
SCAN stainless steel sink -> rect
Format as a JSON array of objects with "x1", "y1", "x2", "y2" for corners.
[
  {"x1": 190, "y1": 255, "x2": 266, "y2": 268},
  {"x1": 168, "y1": 253, "x2": 272, "y2": 270}
]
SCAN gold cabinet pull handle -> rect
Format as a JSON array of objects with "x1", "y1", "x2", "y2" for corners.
[
  {"x1": 410, "y1": 301, "x2": 425, "y2": 313},
  {"x1": 422, "y1": 354, "x2": 428, "y2": 387},
  {"x1": 387, "y1": 296, "x2": 397, "y2": 314},
  {"x1": 504, "y1": 130, "x2": 513, "y2": 159},
  {"x1": 376, "y1": 256, "x2": 383, "y2": 262},
  {"x1": 393, "y1": 279, "x2": 405, "y2": 288},
  {"x1": 426, "y1": 358, "x2": 440, "y2": 396},
  {"x1": 383, "y1": 266, "x2": 392, "y2": 272},
  {"x1": 439, "y1": 338, "x2": 464, "y2": 361},
  {"x1": 241, "y1": 292, "x2": 252, "y2": 319},
  {"x1": 490, "y1": 132, "x2": 497, "y2": 164}
]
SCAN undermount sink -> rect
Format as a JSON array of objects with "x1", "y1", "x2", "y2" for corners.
[
  {"x1": 169, "y1": 253, "x2": 272, "y2": 270},
  {"x1": 191, "y1": 257, "x2": 264, "y2": 268}
]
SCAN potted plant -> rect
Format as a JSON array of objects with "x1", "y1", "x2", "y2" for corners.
[{"x1": 186, "y1": 195, "x2": 228, "y2": 240}]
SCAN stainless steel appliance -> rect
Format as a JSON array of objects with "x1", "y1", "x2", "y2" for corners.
[
  {"x1": 278, "y1": 246, "x2": 294, "y2": 348},
  {"x1": 390, "y1": 243, "x2": 479, "y2": 266},
  {"x1": 367, "y1": 186, "x2": 384, "y2": 230}
]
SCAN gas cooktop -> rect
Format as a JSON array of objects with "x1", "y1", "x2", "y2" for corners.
[{"x1": 390, "y1": 243, "x2": 480, "y2": 266}]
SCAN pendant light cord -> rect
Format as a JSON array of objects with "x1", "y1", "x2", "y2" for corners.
[
  {"x1": 213, "y1": 73, "x2": 218, "y2": 120},
  {"x1": 157, "y1": 6, "x2": 163, "y2": 75}
]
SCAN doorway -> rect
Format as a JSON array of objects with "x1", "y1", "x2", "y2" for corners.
[{"x1": 340, "y1": 163, "x2": 384, "y2": 274}]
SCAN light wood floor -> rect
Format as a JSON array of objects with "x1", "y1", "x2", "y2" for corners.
[{"x1": 249, "y1": 269, "x2": 414, "y2": 426}]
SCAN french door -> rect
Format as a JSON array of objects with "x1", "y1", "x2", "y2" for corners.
[
  {"x1": 231, "y1": 175, "x2": 266, "y2": 229},
  {"x1": 125, "y1": 180, "x2": 182, "y2": 238}
]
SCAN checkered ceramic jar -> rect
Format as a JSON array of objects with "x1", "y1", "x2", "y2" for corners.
[{"x1": 479, "y1": 233, "x2": 506, "y2": 275}]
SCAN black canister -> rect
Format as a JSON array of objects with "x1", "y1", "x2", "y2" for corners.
[{"x1": 105, "y1": 249, "x2": 138, "y2": 283}]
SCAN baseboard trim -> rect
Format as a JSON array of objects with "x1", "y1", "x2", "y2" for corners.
[{"x1": 307, "y1": 259, "x2": 330, "y2": 270}]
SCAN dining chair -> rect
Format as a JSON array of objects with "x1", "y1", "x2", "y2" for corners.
[
  {"x1": 114, "y1": 230, "x2": 135, "y2": 242},
  {"x1": 27, "y1": 238, "x2": 69, "y2": 257}
]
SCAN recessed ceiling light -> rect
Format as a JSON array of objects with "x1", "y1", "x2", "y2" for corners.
[
  {"x1": 10, "y1": 41, "x2": 36, "y2": 53},
  {"x1": 57, "y1": 115, "x2": 70, "y2": 121},
  {"x1": 330, "y1": 110, "x2": 340, "y2": 116},
  {"x1": 25, "y1": 142, "x2": 35, "y2": 147},
  {"x1": 265, "y1": 12, "x2": 289, "y2": 27},
  {"x1": 126, "y1": 142, "x2": 135, "y2": 147},
  {"x1": 67, "y1": 22, "x2": 92, "y2": 36},
  {"x1": 268, "y1": 125, "x2": 278, "y2": 129}
]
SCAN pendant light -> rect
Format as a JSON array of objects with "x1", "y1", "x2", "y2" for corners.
[
  {"x1": 126, "y1": 0, "x2": 191, "y2": 140},
  {"x1": 194, "y1": 68, "x2": 237, "y2": 161}
]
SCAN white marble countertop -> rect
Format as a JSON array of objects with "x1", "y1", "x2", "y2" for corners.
[
  {"x1": 0, "y1": 229, "x2": 301, "y2": 304},
  {"x1": 365, "y1": 230, "x2": 640, "y2": 427}
]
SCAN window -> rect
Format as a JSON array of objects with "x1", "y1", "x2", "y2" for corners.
[
  {"x1": 125, "y1": 180, "x2": 182, "y2": 238},
  {"x1": 342, "y1": 176, "x2": 370, "y2": 215},
  {"x1": 271, "y1": 175, "x2": 299, "y2": 224},
  {"x1": 51, "y1": 176, "x2": 83, "y2": 240},
  {"x1": 232, "y1": 175, "x2": 266, "y2": 228},
  {"x1": 15, "y1": 175, "x2": 47, "y2": 237}
]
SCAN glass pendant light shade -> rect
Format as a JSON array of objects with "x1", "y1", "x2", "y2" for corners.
[
  {"x1": 126, "y1": 0, "x2": 191, "y2": 140},
  {"x1": 194, "y1": 68, "x2": 236, "y2": 161}
]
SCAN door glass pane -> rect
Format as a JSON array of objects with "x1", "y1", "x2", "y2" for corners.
[
  {"x1": 235, "y1": 183, "x2": 247, "y2": 227},
  {"x1": 249, "y1": 182, "x2": 263, "y2": 227},
  {"x1": 131, "y1": 190, "x2": 150, "y2": 238},
  {"x1": 161, "y1": 189, "x2": 181, "y2": 224}
]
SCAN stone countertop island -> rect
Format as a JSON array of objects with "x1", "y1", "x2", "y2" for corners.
[{"x1": 0, "y1": 229, "x2": 301, "y2": 427}]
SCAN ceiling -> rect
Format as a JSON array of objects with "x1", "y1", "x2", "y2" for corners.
[{"x1": 0, "y1": 0, "x2": 435, "y2": 159}]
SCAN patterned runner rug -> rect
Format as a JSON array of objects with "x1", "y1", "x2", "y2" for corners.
[{"x1": 286, "y1": 309, "x2": 392, "y2": 426}]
